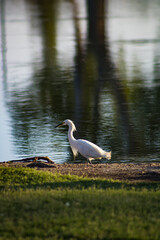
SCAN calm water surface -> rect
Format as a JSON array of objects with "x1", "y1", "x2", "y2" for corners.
[{"x1": 0, "y1": 0, "x2": 160, "y2": 163}]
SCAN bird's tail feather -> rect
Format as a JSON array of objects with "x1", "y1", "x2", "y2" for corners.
[{"x1": 104, "y1": 151, "x2": 111, "y2": 160}]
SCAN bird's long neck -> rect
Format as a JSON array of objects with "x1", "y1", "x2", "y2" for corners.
[{"x1": 68, "y1": 123, "x2": 76, "y2": 144}]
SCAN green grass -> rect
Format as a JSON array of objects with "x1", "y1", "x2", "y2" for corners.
[{"x1": 0, "y1": 167, "x2": 160, "y2": 240}]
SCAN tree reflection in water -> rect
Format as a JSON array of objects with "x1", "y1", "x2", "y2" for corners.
[{"x1": 1, "y1": 0, "x2": 160, "y2": 162}]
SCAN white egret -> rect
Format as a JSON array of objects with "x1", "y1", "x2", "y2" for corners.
[{"x1": 55, "y1": 119, "x2": 111, "y2": 163}]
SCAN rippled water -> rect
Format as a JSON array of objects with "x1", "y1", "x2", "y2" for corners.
[{"x1": 0, "y1": 0, "x2": 160, "y2": 163}]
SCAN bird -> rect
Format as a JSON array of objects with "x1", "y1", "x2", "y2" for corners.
[{"x1": 55, "y1": 119, "x2": 111, "y2": 163}]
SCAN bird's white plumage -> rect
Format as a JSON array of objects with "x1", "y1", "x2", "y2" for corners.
[
  {"x1": 76, "y1": 139, "x2": 106, "y2": 160},
  {"x1": 55, "y1": 119, "x2": 111, "y2": 162}
]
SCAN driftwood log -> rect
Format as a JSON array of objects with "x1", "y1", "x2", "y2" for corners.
[{"x1": 7, "y1": 156, "x2": 54, "y2": 164}]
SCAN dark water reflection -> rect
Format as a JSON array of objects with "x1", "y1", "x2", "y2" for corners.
[{"x1": 0, "y1": 0, "x2": 160, "y2": 163}]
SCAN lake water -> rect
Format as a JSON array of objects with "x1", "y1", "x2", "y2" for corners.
[{"x1": 0, "y1": 0, "x2": 160, "y2": 163}]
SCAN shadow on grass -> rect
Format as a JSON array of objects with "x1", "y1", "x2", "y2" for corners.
[{"x1": 1, "y1": 179, "x2": 159, "y2": 191}]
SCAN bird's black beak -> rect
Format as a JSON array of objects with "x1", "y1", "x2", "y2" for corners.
[{"x1": 55, "y1": 122, "x2": 64, "y2": 128}]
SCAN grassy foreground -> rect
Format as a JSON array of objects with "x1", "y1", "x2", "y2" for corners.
[{"x1": 0, "y1": 167, "x2": 160, "y2": 240}]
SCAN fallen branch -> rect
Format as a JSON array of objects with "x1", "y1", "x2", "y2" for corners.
[{"x1": 7, "y1": 156, "x2": 54, "y2": 164}]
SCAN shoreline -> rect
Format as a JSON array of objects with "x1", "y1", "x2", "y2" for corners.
[{"x1": 1, "y1": 161, "x2": 160, "y2": 182}]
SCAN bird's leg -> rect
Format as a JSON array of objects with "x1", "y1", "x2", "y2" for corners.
[
  {"x1": 87, "y1": 159, "x2": 92, "y2": 164},
  {"x1": 73, "y1": 154, "x2": 76, "y2": 161}
]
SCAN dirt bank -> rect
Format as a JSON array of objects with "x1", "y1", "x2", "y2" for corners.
[{"x1": 1, "y1": 161, "x2": 160, "y2": 182}]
